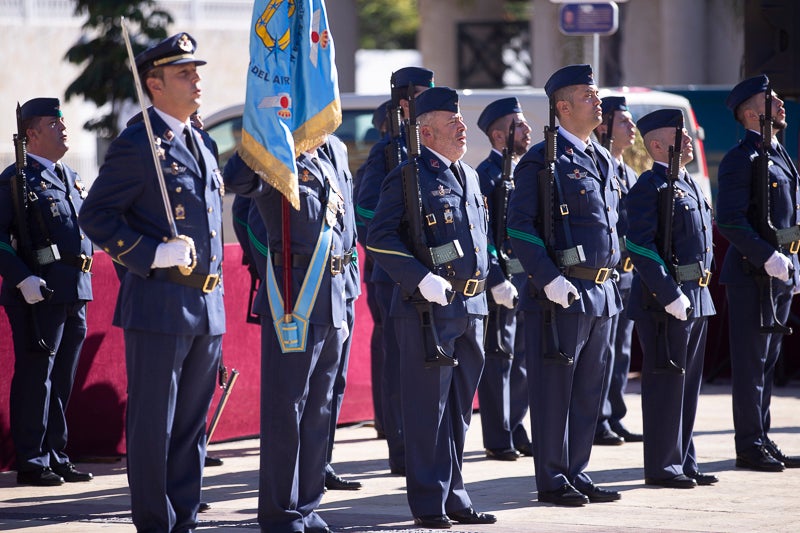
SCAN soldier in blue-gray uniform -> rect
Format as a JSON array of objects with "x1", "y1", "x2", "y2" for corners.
[
  {"x1": 716, "y1": 75, "x2": 800, "y2": 473},
  {"x1": 592, "y1": 96, "x2": 643, "y2": 446},
  {"x1": 224, "y1": 141, "x2": 347, "y2": 533},
  {"x1": 356, "y1": 67, "x2": 435, "y2": 476},
  {"x1": 506, "y1": 64, "x2": 622, "y2": 507},
  {"x1": 79, "y1": 33, "x2": 225, "y2": 532},
  {"x1": 0, "y1": 98, "x2": 93, "y2": 487},
  {"x1": 354, "y1": 100, "x2": 389, "y2": 441},
  {"x1": 474, "y1": 97, "x2": 532, "y2": 461},
  {"x1": 625, "y1": 109, "x2": 717, "y2": 489},
  {"x1": 320, "y1": 134, "x2": 364, "y2": 491},
  {"x1": 367, "y1": 87, "x2": 497, "y2": 528}
]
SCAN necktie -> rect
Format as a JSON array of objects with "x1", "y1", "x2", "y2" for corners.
[
  {"x1": 54, "y1": 163, "x2": 66, "y2": 186},
  {"x1": 184, "y1": 126, "x2": 205, "y2": 174},
  {"x1": 585, "y1": 144, "x2": 599, "y2": 171},
  {"x1": 450, "y1": 161, "x2": 464, "y2": 187}
]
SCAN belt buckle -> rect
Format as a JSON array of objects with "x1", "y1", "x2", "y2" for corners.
[
  {"x1": 79, "y1": 254, "x2": 93, "y2": 273},
  {"x1": 330, "y1": 255, "x2": 343, "y2": 275},
  {"x1": 622, "y1": 257, "x2": 633, "y2": 273},
  {"x1": 463, "y1": 278, "x2": 479, "y2": 297},
  {"x1": 202, "y1": 274, "x2": 220, "y2": 293},
  {"x1": 790, "y1": 240, "x2": 800, "y2": 255},
  {"x1": 698, "y1": 269, "x2": 711, "y2": 287},
  {"x1": 595, "y1": 267, "x2": 611, "y2": 284}
]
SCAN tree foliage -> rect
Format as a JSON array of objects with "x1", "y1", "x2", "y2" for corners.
[
  {"x1": 356, "y1": 0, "x2": 419, "y2": 49},
  {"x1": 64, "y1": 0, "x2": 173, "y2": 139}
]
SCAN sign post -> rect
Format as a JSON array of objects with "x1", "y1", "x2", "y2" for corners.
[{"x1": 556, "y1": 2, "x2": 619, "y2": 77}]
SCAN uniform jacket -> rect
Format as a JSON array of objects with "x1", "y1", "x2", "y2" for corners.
[
  {"x1": 716, "y1": 129, "x2": 800, "y2": 286},
  {"x1": 625, "y1": 164, "x2": 716, "y2": 319},
  {"x1": 78, "y1": 108, "x2": 225, "y2": 335},
  {"x1": 366, "y1": 145, "x2": 489, "y2": 319},
  {"x1": 506, "y1": 130, "x2": 622, "y2": 316},
  {"x1": 223, "y1": 152, "x2": 347, "y2": 328},
  {"x1": 0, "y1": 158, "x2": 93, "y2": 305}
]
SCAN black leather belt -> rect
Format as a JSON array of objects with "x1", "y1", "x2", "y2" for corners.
[
  {"x1": 563, "y1": 265, "x2": 613, "y2": 284},
  {"x1": 449, "y1": 277, "x2": 486, "y2": 297},
  {"x1": 272, "y1": 249, "x2": 355, "y2": 275},
  {"x1": 60, "y1": 253, "x2": 93, "y2": 273},
  {"x1": 152, "y1": 267, "x2": 221, "y2": 293},
  {"x1": 616, "y1": 254, "x2": 633, "y2": 273}
]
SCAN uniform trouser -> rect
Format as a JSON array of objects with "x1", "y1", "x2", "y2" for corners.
[
  {"x1": 258, "y1": 319, "x2": 342, "y2": 533},
  {"x1": 124, "y1": 329, "x2": 221, "y2": 533},
  {"x1": 325, "y1": 297, "x2": 356, "y2": 469},
  {"x1": 375, "y1": 282, "x2": 404, "y2": 471},
  {"x1": 597, "y1": 283, "x2": 635, "y2": 434},
  {"x1": 524, "y1": 308, "x2": 610, "y2": 493},
  {"x1": 398, "y1": 314, "x2": 485, "y2": 518},
  {"x1": 477, "y1": 305, "x2": 529, "y2": 450},
  {"x1": 8, "y1": 302, "x2": 86, "y2": 472},
  {"x1": 727, "y1": 281, "x2": 793, "y2": 453},
  {"x1": 637, "y1": 314, "x2": 707, "y2": 480}
]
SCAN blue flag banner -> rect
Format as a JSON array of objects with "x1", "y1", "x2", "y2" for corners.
[{"x1": 241, "y1": 0, "x2": 341, "y2": 209}]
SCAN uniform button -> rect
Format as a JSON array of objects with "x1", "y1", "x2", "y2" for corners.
[
  {"x1": 706, "y1": 247, "x2": 711, "y2": 252},
  {"x1": 580, "y1": 190, "x2": 586, "y2": 195},
  {"x1": 610, "y1": 227, "x2": 615, "y2": 233},
  {"x1": 466, "y1": 201, "x2": 470, "y2": 206},
  {"x1": 176, "y1": 186, "x2": 182, "y2": 193},
  {"x1": 469, "y1": 224, "x2": 474, "y2": 229},
  {"x1": 208, "y1": 207, "x2": 213, "y2": 213},
  {"x1": 772, "y1": 183, "x2": 778, "y2": 188},
  {"x1": 611, "y1": 249, "x2": 616, "y2": 254},
  {"x1": 607, "y1": 206, "x2": 611, "y2": 212},
  {"x1": 474, "y1": 247, "x2": 480, "y2": 252},
  {"x1": 211, "y1": 255, "x2": 217, "y2": 262},
  {"x1": 475, "y1": 270, "x2": 480, "y2": 276},
  {"x1": 81, "y1": 233, "x2": 86, "y2": 240},
  {"x1": 210, "y1": 230, "x2": 217, "y2": 237}
]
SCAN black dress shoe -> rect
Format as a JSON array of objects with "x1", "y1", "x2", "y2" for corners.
[
  {"x1": 577, "y1": 484, "x2": 621, "y2": 502},
  {"x1": 538, "y1": 484, "x2": 590, "y2": 506},
  {"x1": 17, "y1": 467, "x2": 65, "y2": 486},
  {"x1": 765, "y1": 439, "x2": 800, "y2": 468},
  {"x1": 485, "y1": 448, "x2": 519, "y2": 461},
  {"x1": 389, "y1": 466, "x2": 406, "y2": 476},
  {"x1": 515, "y1": 442, "x2": 533, "y2": 456},
  {"x1": 205, "y1": 455, "x2": 224, "y2": 467},
  {"x1": 612, "y1": 426, "x2": 643, "y2": 443},
  {"x1": 52, "y1": 463, "x2": 93, "y2": 482},
  {"x1": 413, "y1": 515, "x2": 452, "y2": 529},
  {"x1": 645, "y1": 474, "x2": 696, "y2": 488},
  {"x1": 685, "y1": 472, "x2": 718, "y2": 485},
  {"x1": 448, "y1": 507, "x2": 497, "y2": 524},
  {"x1": 736, "y1": 445, "x2": 785, "y2": 472},
  {"x1": 594, "y1": 428, "x2": 624, "y2": 446},
  {"x1": 198, "y1": 501, "x2": 211, "y2": 513},
  {"x1": 324, "y1": 471, "x2": 362, "y2": 490}
]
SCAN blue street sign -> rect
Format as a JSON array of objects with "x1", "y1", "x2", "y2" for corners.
[{"x1": 559, "y1": 2, "x2": 619, "y2": 36}]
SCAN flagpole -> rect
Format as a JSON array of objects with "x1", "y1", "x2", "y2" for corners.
[{"x1": 282, "y1": 196, "x2": 293, "y2": 320}]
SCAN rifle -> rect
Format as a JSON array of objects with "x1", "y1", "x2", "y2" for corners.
[
  {"x1": 535, "y1": 100, "x2": 583, "y2": 366},
  {"x1": 384, "y1": 103, "x2": 403, "y2": 174},
  {"x1": 10, "y1": 103, "x2": 55, "y2": 355},
  {"x1": 651, "y1": 126, "x2": 690, "y2": 374},
  {"x1": 401, "y1": 83, "x2": 459, "y2": 367},
  {"x1": 753, "y1": 84, "x2": 794, "y2": 335}
]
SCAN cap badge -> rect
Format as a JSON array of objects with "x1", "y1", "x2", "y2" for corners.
[{"x1": 178, "y1": 34, "x2": 193, "y2": 52}]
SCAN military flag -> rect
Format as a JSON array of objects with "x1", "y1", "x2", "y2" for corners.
[{"x1": 241, "y1": 0, "x2": 341, "y2": 209}]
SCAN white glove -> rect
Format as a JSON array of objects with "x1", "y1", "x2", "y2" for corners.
[
  {"x1": 490, "y1": 280, "x2": 518, "y2": 309},
  {"x1": 543, "y1": 276, "x2": 580, "y2": 308},
  {"x1": 152, "y1": 239, "x2": 192, "y2": 268},
  {"x1": 17, "y1": 275, "x2": 46, "y2": 304},
  {"x1": 665, "y1": 293, "x2": 692, "y2": 321},
  {"x1": 764, "y1": 251, "x2": 792, "y2": 282},
  {"x1": 418, "y1": 272, "x2": 452, "y2": 306}
]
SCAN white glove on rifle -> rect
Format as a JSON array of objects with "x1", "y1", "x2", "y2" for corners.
[
  {"x1": 490, "y1": 280, "x2": 518, "y2": 309},
  {"x1": 764, "y1": 251, "x2": 792, "y2": 282},
  {"x1": 543, "y1": 276, "x2": 580, "y2": 309},
  {"x1": 17, "y1": 275, "x2": 46, "y2": 304},
  {"x1": 418, "y1": 272, "x2": 452, "y2": 306},
  {"x1": 665, "y1": 293, "x2": 692, "y2": 321},
  {"x1": 152, "y1": 239, "x2": 193, "y2": 269}
]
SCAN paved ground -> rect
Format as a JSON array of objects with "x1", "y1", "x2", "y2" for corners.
[{"x1": 2, "y1": 379, "x2": 800, "y2": 532}]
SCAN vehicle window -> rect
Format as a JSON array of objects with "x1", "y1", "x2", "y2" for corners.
[
  {"x1": 338, "y1": 109, "x2": 379, "y2": 175},
  {"x1": 206, "y1": 116, "x2": 243, "y2": 169},
  {"x1": 627, "y1": 104, "x2": 699, "y2": 176}
]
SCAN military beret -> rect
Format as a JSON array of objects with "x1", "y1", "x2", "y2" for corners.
[
  {"x1": 391, "y1": 67, "x2": 435, "y2": 90},
  {"x1": 545, "y1": 64, "x2": 595, "y2": 98},
  {"x1": 636, "y1": 109, "x2": 684, "y2": 137},
  {"x1": 20, "y1": 98, "x2": 62, "y2": 120},
  {"x1": 725, "y1": 74, "x2": 769, "y2": 112},
  {"x1": 477, "y1": 97, "x2": 522, "y2": 134},
  {"x1": 414, "y1": 86, "x2": 459, "y2": 117},
  {"x1": 372, "y1": 99, "x2": 391, "y2": 130},
  {"x1": 601, "y1": 96, "x2": 628, "y2": 115},
  {"x1": 135, "y1": 32, "x2": 206, "y2": 75}
]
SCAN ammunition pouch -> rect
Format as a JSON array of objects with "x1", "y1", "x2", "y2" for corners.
[
  {"x1": 429, "y1": 240, "x2": 464, "y2": 266},
  {"x1": 555, "y1": 245, "x2": 585, "y2": 268},
  {"x1": 34, "y1": 244, "x2": 60, "y2": 266},
  {"x1": 673, "y1": 262, "x2": 712, "y2": 286}
]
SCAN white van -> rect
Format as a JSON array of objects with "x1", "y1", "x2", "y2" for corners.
[{"x1": 205, "y1": 87, "x2": 710, "y2": 203}]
